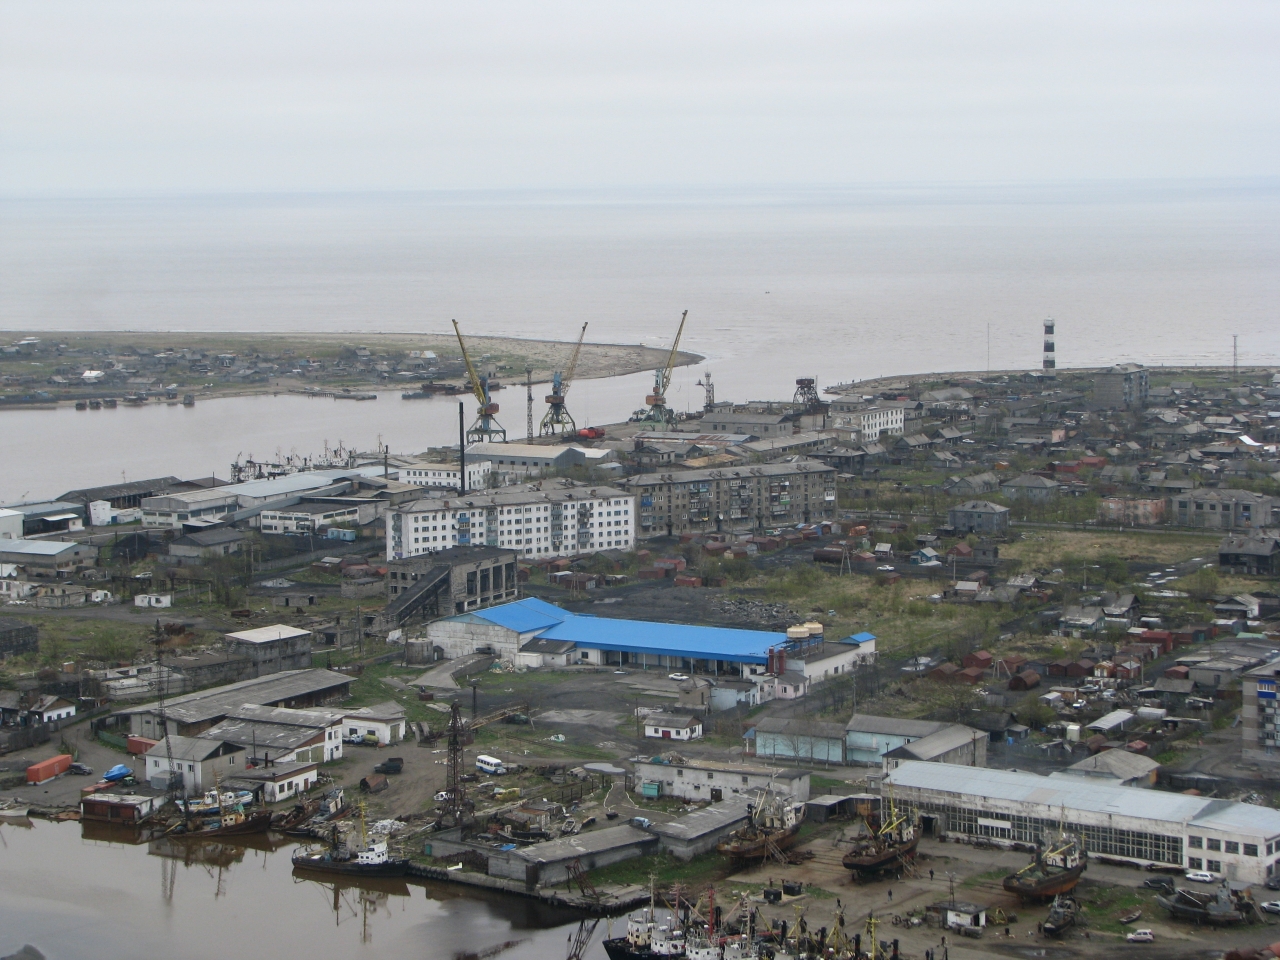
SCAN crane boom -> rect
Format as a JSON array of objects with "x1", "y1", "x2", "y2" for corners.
[
  {"x1": 561, "y1": 322, "x2": 588, "y2": 396},
  {"x1": 452, "y1": 319, "x2": 488, "y2": 407},
  {"x1": 658, "y1": 309, "x2": 688, "y2": 397}
]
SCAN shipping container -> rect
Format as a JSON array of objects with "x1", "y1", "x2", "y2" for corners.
[
  {"x1": 127, "y1": 736, "x2": 158, "y2": 755},
  {"x1": 27, "y1": 754, "x2": 73, "y2": 784}
]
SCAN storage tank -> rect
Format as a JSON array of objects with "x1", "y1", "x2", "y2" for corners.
[
  {"x1": 803, "y1": 621, "x2": 824, "y2": 637},
  {"x1": 786, "y1": 626, "x2": 809, "y2": 641}
]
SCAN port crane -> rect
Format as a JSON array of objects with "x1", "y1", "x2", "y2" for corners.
[
  {"x1": 453, "y1": 319, "x2": 506, "y2": 443},
  {"x1": 540, "y1": 322, "x2": 588, "y2": 436},
  {"x1": 636, "y1": 309, "x2": 688, "y2": 428}
]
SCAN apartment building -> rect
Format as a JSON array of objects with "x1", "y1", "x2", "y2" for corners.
[
  {"x1": 1171, "y1": 489, "x2": 1276, "y2": 530},
  {"x1": 619, "y1": 460, "x2": 837, "y2": 539},
  {"x1": 386, "y1": 480, "x2": 634, "y2": 561},
  {"x1": 836, "y1": 405, "x2": 905, "y2": 443}
]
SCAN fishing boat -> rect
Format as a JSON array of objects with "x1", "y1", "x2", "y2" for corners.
[
  {"x1": 292, "y1": 804, "x2": 409, "y2": 878},
  {"x1": 1156, "y1": 882, "x2": 1258, "y2": 926},
  {"x1": 182, "y1": 394, "x2": 195, "y2": 406},
  {"x1": 75, "y1": 400, "x2": 87, "y2": 410},
  {"x1": 166, "y1": 777, "x2": 272, "y2": 838},
  {"x1": 716, "y1": 788, "x2": 806, "y2": 861},
  {"x1": 602, "y1": 879, "x2": 687, "y2": 959},
  {"x1": 1002, "y1": 831, "x2": 1087, "y2": 901},
  {"x1": 842, "y1": 792, "x2": 919, "y2": 879},
  {"x1": 103, "y1": 398, "x2": 117, "y2": 408},
  {"x1": 1042, "y1": 895, "x2": 1080, "y2": 937},
  {"x1": 89, "y1": 399, "x2": 102, "y2": 410}
]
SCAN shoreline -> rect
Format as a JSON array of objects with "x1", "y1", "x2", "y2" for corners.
[{"x1": 0, "y1": 330, "x2": 704, "y2": 407}]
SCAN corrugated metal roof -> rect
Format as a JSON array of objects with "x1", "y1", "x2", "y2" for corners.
[
  {"x1": 0, "y1": 539, "x2": 84, "y2": 556},
  {"x1": 885, "y1": 761, "x2": 1280, "y2": 836},
  {"x1": 461, "y1": 597, "x2": 781, "y2": 663},
  {"x1": 845, "y1": 715, "x2": 946, "y2": 737}
]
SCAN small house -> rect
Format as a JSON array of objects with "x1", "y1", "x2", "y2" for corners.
[
  {"x1": 962, "y1": 650, "x2": 993, "y2": 672},
  {"x1": 343, "y1": 701, "x2": 407, "y2": 745},
  {"x1": 643, "y1": 714, "x2": 702, "y2": 741}
]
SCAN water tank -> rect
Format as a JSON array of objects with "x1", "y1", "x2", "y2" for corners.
[
  {"x1": 803, "y1": 621, "x2": 824, "y2": 637},
  {"x1": 786, "y1": 626, "x2": 809, "y2": 641}
]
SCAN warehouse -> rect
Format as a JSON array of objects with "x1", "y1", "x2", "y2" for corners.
[
  {"x1": 425, "y1": 598, "x2": 871, "y2": 689},
  {"x1": 885, "y1": 760, "x2": 1280, "y2": 884}
]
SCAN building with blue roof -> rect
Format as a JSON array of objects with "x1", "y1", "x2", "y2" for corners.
[{"x1": 422, "y1": 598, "x2": 876, "y2": 692}]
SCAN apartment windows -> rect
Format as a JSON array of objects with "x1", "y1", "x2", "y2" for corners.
[
  {"x1": 1225, "y1": 841, "x2": 1240, "y2": 855},
  {"x1": 1188, "y1": 836, "x2": 1203, "y2": 849},
  {"x1": 1206, "y1": 838, "x2": 1221, "y2": 852},
  {"x1": 1188, "y1": 857, "x2": 1203, "y2": 870}
]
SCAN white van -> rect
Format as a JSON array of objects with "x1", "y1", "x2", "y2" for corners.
[{"x1": 476, "y1": 755, "x2": 507, "y2": 776}]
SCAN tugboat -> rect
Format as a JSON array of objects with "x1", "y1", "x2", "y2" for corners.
[
  {"x1": 1003, "y1": 831, "x2": 1087, "y2": 901},
  {"x1": 292, "y1": 804, "x2": 409, "y2": 877},
  {"x1": 1042, "y1": 895, "x2": 1080, "y2": 937},
  {"x1": 1156, "y1": 881, "x2": 1259, "y2": 926},
  {"x1": 716, "y1": 788, "x2": 806, "y2": 861},
  {"x1": 842, "y1": 792, "x2": 919, "y2": 879}
]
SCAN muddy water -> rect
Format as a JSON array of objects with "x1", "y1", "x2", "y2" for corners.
[{"x1": 0, "y1": 819, "x2": 595, "y2": 960}]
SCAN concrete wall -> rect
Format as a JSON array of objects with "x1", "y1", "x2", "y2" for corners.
[{"x1": 425, "y1": 619, "x2": 521, "y2": 661}]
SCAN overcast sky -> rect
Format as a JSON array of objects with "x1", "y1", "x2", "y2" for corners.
[{"x1": 1, "y1": 1, "x2": 1276, "y2": 194}]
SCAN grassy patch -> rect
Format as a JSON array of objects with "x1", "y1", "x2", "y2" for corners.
[
  {"x1": 960, "y1": 867, "x2": 1007, "y2": 888},
  {"x1": 811, "y1": 774, "x2": 853, "y2": 793},
  {"x1": 1076, "y1": 884, "x2": 1154, "y2": 935},
  {"x1": 1001, "y1": 530, "x2": 1219, "y2": 569}
]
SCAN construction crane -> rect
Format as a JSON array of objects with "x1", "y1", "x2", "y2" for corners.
[
  {"x1": 453, "y1": 319, "x2": 506, "y2": 444},
  {"x1": 637, "y1": 309, "x2": 688, "y2": 428},
  {"x1": 540, "y1": 322, "x2": 588, "y2": 436},
  {"x1": 437, "y1": 700, "x2": 528, "y2": 828}
]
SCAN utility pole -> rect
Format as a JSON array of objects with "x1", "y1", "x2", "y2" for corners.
[{"x1": 1233, "y1": 335, "x2": 1238, "y2": 376}]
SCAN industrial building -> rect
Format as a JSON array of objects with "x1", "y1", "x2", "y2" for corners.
[
  {"x1": 633, "y1": 758, "x2": 810, "y2": 803},
  {"x1": 619, "y1": 460, "x2": 836, "y2": 539},
  {"x1": 885, "y1": 760, "x2": 1280, "y2": 884},
  {"x1": 422, "y1": 598, "x2": 872, "y2": 696},
  {"x1": 400, "y1": 457, "x2": 491, "y2": 491},
  {"x1": 140, "y1": 471, "x2": 367, "y2": 529},
  {"x1": 385, "y1": 480, "x2": 634, "y2": 561},
  {"x1": 463, "y1": 442, "x2": 614, "y2": 481},
  {"x1": 259, "y1": 502, "x2": 363, "y2": 534},
  {"x1": 117, "y1": 668, "x2": 352, "y2": 738},
  {"x1": 0, "y1": 539, "x2": 97, "y2": 574},
  {"x1": 197, "y1": 703, "x2": 345, "y2": 764},
  {"x1": 386, "y1": 546, "x2": 519, "y2": 627},
  {"x1": 223, "y1": 624, "x2": 313, "y2": 678}
]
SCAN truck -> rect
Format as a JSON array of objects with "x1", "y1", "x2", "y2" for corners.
[{"x1": 373, "y1": 757, "x2": 404, "y2": 775}]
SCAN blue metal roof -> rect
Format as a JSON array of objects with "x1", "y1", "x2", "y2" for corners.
[
  {"x1": 841, "y1": 632, "x2": 876, "y2": 645},
  {"x1": 460, "y1": 598, "x2": 782, "y2": 663},
  {"x1": 468, "y1": 597, "x2": 569, "y2": 634},
  {"x1": 541, "y1": 614, "x2": 780, "y2": 664}
]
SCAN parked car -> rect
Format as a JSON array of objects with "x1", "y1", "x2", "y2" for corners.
[
  {"x1": 876, "y1": 564, "x2": 895, "y2": 572},
  {"x1": 1260, "y1": 901, "x2": 1280, "y2": 916},
  {"x1": 667, "y1": 673, "x2": 690, "y2": 682},
  {"x1": 68, "y1": 762, "x2": 93, "y2": 776},
  {"x1": 1125, "y1": 929, "x2": 1155, "y2": 943},
  {"x1": 1143, "y1": 877, "x2": 1175, "y2": 891},
  {"x1": 1184, "y1": 870, "x2": 1216, "y2": 883},
  {"x1": 630, "y1": 817, "x2": 652, "y2": 829},
  {"x1": 434, "y1": 790, "x2": 453, "y2": 802},
  {"x1": 1266, "y1": 875, "x2": 1280, "y2": 891}
]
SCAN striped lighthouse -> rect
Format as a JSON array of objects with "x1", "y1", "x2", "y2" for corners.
[{"x1": 1043, "y1": 318, "x2": 1055, "y2": 371}]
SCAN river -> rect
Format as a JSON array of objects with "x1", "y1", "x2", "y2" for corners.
[{"x1": 0, "y1": 818, "x2": 594, "y2": 960}]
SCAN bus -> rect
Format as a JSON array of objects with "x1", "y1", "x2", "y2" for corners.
[{"x1": 476, "y1": 755, "x2": 507, "y2": 775}]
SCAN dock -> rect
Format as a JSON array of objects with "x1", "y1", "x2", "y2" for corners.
[{"x1": 405, "y1": 862, "x2": 648, "y2": 915}]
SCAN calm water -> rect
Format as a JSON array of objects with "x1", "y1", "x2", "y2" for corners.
[
  {"x1": 1, "y1": 180, "x2": 1278, "y2": 496},
  {"x1": 0, "y1": 819, "x2": 590, "y2": 960}
]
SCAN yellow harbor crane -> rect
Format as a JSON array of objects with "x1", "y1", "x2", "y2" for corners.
[
  {"x1": 636, "y1": 309, "x2": 688, "y2": 428},
  {"x1": 540, "y1": 322, "x2": 588, "y2": 436},
  {"x1": 452, "y1": 319, "x2": 506, "y2": 443}
]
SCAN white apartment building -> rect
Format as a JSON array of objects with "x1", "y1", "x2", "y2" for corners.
[
  {"x1": 400, "y1": 459, "x2": 491, "y2": 492},
  {"x1": 386, "y1": 480, "x2": 635, "y2": 561},
  {"x1": 839, "y1": 405, "x2": 905, "y2": 443}
]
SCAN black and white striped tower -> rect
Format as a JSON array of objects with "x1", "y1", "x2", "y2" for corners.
[{"x1": 1043, "y1": 317, "x2": 1056, "y2": 371}]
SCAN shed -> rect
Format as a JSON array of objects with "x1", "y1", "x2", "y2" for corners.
[{"x1": 1008, "y1": 670, "x2": 1041, "y2": 691}]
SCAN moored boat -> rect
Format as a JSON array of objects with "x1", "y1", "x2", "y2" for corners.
[{"x1": 292, "y1": 804, "x2": 409, "y2": 878}]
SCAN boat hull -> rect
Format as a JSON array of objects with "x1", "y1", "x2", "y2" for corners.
[
  {"x1": 717, "y1": 822, "x2": 802, "y2": 860},
  {"x1": 292, "y1": 853, "x2": 411, "y2": 877},
  {"x1": 843, "y1": 834, "x2": 920, "y2": 877},
  {"x1": 1002, "y1": 861, "x2": 1087, "y2": 901},
  {"x1": 174, "y1": 811, "x2": 273, "y2": 838}
]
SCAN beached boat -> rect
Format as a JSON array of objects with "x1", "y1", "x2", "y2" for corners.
[
  {"x1": 1003, "y1": 831, "x2": 1087, "y2": 901},
  {"x1": 716, "y1": 790, "x2": 806, "y2": 861},
  {"x1": 842, "y1": 793, "x2": 919, "y2": 879},
  {"x1": 1156, "y1": 882, "x2": 1259, "y2": 926},
  {"x1": 1042, "y1": 895, "x2": 1079, "y2": 937}
]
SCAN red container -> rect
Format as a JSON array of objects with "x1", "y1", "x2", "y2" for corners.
[
  {"x1": 127, "y1": 736, "x2": 158, "y2": 755},
  {"x1": 27, "y1": 753, "x2": 73, "y2": 784}
]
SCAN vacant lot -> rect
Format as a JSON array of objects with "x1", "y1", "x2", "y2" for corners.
[{"x1": 1002, "y1": 529, "x2": 1220, "y2": 569}]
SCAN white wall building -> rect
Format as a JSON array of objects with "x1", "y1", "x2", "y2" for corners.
[
  {"x1": 401, "y1": 458, "x2": 491, "y2": 492},
  {"x1": 0, "y1": 508, "x2": 24, "y2": 540},
  {"x1": 836, "y1": 405, "x2": 905, "y2": 443},
  {"x1": 633, "y1": 759, "x2": 810, "y2": 803},
  {"x1": 386, "y1": 480, "x2": 635, "y2": 561},
  {"x1": 134, "y1": 593, "x2": 172, "y2": 608},
  {"x1": 643, "y1": 714, "x2": 703, "y2": 741},
  {"x1": 886, "y1": 760, "x2": 1280, "y2": 884},
  {"x1": 344, "y1": 701, "x2": 407, "y2": 745},
  {"x1": 260, "y1": 503, "x2": 362, "y2": 534},
  {"x1": 89, "y1": 501, "x2": 143, "y2": 526}
]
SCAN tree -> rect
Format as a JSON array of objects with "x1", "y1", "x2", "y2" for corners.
[
  {"x1": 1015, "y1": 695, "x2": 1056, "y2": 731},
  {"x1": 921, "y1": 680, "x2": 983, "y2": 721},
  {"x1": 1186, "y1": 566, "x2": 1220, "y2": 602}
]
